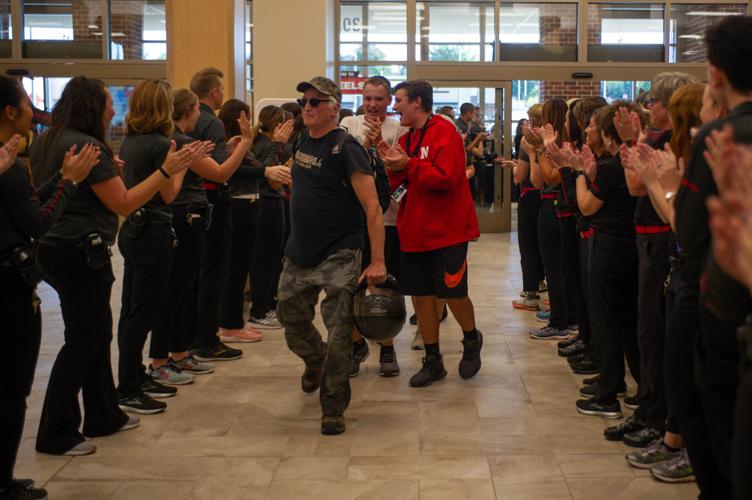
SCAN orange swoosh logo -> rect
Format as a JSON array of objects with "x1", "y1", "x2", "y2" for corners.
[{"x1": 444, "y1": 260, "x2": 467, "y2": 289}]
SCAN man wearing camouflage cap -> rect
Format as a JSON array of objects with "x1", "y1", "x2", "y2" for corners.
[{"x1": 277, "y1": 76, "x2": 387, "y2": 435}]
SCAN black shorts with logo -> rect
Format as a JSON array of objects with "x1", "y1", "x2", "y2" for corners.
[{"x1": 399, "y1": 243, "x2": 469, "y2": 298}]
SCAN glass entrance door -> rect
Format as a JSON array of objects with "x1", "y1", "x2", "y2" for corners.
[{"x1": 427, "y1": 82, "x2": 513, "y2": 232}]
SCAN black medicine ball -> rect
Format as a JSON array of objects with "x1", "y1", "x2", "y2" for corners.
[{"x1": 353, "y1": 275, "x2": 406, "y2": 342}]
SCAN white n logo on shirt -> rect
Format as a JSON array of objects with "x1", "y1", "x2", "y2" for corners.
[{"x1": 420, "y1": 146, "x2": 429, "y2": 159}]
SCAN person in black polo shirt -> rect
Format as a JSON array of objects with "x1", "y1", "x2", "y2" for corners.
[
  {"x1": 0, "y1": 75, "x2": 100, "y2": 500},
  {"x1": 673, "y1": 15, "x2": 752, "y2": 498},
  {"x1": 185, "y1": 67, "x2": 244, "y2": 362},
  {"x1": 571, "y1": 104, "x2": 640, "y2": 419},
  {"x1": 277, "y1": 77, "x2": 386, "y2": 436}
]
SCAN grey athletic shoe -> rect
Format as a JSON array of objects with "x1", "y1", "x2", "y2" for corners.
[
  {"x1": 149, "y1": 363, "x2": 195, "y2": 386},
  {"x1": 650, "y1": 448, "x2": 696, "y2": 483},
  {"x1": 411, "y1": 329, "x2": 424, "y2": 350},
  {"x1": 625, "y1": 439, "x2": 680, "y2": 469},
  {"x1": 529, "y1": 326, "x2": 570, "y2": 340},
  {"x1": 172, "y1": 355, "x2": 214, "y2": 375},
  {"x1": 62, "y1": 440, "x2": 97, "y2": 456}
]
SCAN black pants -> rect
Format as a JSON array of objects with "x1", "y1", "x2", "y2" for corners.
[
  {"x1": 635, "y1": 233, "x2": 670, "y2": 431},
  {"x1": 734, "y1": 361, "x2": 752, "y2": 500},
  {"x1": 663, "y1": 259, "x2": 681, "y2": 435},
  {"x1": 559, "y1": 216, "x2": 588, "y2": 341},
  {"x1": 518, "y1": 192, "x2": 544, "y2": 293},
  {"x1": 0, "y1": 268, "x2": 41, "y2": 489},
  {"x1": 251, "y1": 196, "x2": 285, "y2": 320},
  {"x1": 664, "y1": 258, "x2": 731, "y2": 499},
  {"x1": 152, "y1": 204, "x2": 205, "y2": 358},
  {"x1": 537, "y1": 198, "x2": 569, "y2": 329},
  {"x1": 189, "y1": 194, "x2": 232, "y2": 350},
  {"x1": 578, "y1": 233, "x2": 592, "y2": 346},
  {"x1": 589, "y1": 232, "x2": 640, "y2": 404},
  {"x1": 36, "y1": 242, "x2": 127, "y2": 455},
  {"x1": 385, "y1": 225, "x2": 401, "y2": 279},
  {"x1": 695, "y1": 308, "x2": 739, "y2": 498},
  {"x1": 116, "y1": 222, "x2": 173, "y2": 396},
  {"x1": 220, "y1": 198, "x2": 260, "y2": 329}
]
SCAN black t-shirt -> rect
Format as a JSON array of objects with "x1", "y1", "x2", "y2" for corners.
[
  {"x1": 30, "y1": 128, "x2": 120, "y2": 245},
  {"x1": 285, "y1": 128, "x2": 373, "y2": 267},
  {"x1": 172, "y1": 131, "x2": 208, "y2": 207},
  {"x1": 517, "y1": 149, "x2": 537, "y2": 194},
  {"x1": 634, "y1": 129, "x2": 672, "y2": 226},
  {"x1": 120, "y1": 132, "x2": 172, "y2": 223},
  {"x1": 556, "y1": 167, "x2": 578, "y2": 217},
  {"x1": 190, "y1": 103, "x2": 229, "y2": 194},
  {"x1": 675, "y1": 101, "x2": 752, "y2": 324},
  {"x1": 588, "y1": 154, "x2": 636, "y2": 236}
]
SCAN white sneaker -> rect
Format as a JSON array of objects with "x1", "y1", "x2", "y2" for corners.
[
  {"x1": 63, "y1": 440, "x2": 97, "y2": 456},
  {"x1": 411, "y1": 329, "x2": 424, "y2": 350},
  {"x1": 120, "y1": 415, "x2": 141, "y2": 432},
  {"x1": 248, "y1": 315, "x2": 282, "y2": 330},
  {"x1": 266, "y1": 310, "x2": 278, "y2": 320}
]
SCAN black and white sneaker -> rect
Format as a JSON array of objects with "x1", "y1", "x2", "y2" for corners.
[
  {"x1": 576, "y1": 397, "x2": 622, "y2": 419},
  {"x1": 458, "y1": 331, "x2": 483, "y2": 380},
  {"x1": 118, "y1": 393, "x2": 167, "y2": 415},
  {"x1": 379, "y1": 349, "x2": 400, "y2": 377},
  {"x1": 350, "y1": 339, "x2": 370, "y2": 378},
  {"x1": 409, "y1": 353, "x2": 447, "y2": 388},
  {"x1": 623, "y1": 395, "x2": 639, "y2": 410},
  {"x1": 0, "y1": 481, "x2": 48, "y2": 500},
  {"x1": 141, "y1": 379, "x2": 177, "y2": 399},
  {"x1": 193, "y1": 342, "x2": 243, "y2": 362}
]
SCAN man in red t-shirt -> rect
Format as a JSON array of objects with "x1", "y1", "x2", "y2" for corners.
[{"x1": 377, "y1": 79, "x2": 482, "y2": 387}]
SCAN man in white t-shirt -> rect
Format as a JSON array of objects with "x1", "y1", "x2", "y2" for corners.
[{"x1": 340, "y1": 76, "x2": 407, "y2": 378}]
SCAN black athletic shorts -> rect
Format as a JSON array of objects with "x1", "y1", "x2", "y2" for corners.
[
  {"x1": 361, "y1": 226, "x2": 402, "y2": 279},
  {"x1": 399, "y1": 242, "x2": 469, "y2": 298}
]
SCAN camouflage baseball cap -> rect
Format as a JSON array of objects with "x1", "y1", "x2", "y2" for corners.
[{"x1": 296, "y1": 76, "x2": 342, "y2": 103}]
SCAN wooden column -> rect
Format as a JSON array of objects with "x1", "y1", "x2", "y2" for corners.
[{"x1": 166, "y1": 0, "x2": 246, "y2": 100}]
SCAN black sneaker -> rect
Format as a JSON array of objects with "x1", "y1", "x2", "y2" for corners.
[
  {"x1": 409, "y1": 313, "x2": 418, "y2": 325},
  {"x1": 350, "y1": 340, "x2": 370, "y2": 378},
  {"x1": 192, "y1": 342, "x2": 242, "y2": 362},
  {"x1": 458, "y1": 331, "x2": 483, "y2": 380},
  {"x1": 623, "y1": 395, "x2": 639, "y2": 410},
  {"x1": 567, "y1": 351, "x2": 594, "y2": 365},
  {"x1": 558, "y1": 340, "x2": 587, "y2": 357},
  {"x1": 379, "y1": 349, "x2": 400, "y2": 377},
  {"x1": 118, "y1": 392, "x2": 167, "y2": 415},
  {"x1": 576, "y1": 397, "x2": 622, "y2": 419},
  {"x1": 557, "y1": 335, "x2": 580, "y2": 349},
  {"x1": 409, "y1": 353, "x2": 448, "y2": 388},
  {"x1": 623, "y1": 427, "x2": 662, "y2": 448},
  {"x1": 321, "y1": 415, "x2": 346, "y2": 435},
  {"x1": 579, "y1": 383, "x2": 626, "y2": 398},
  {"x1": 10, "y1": 481, "x2": 33, "y2": 489},
  {"x1": 604, "y1": 415, "x2": 646, "y2": 441},
  {"x1": 570, "y1": 358, "x2": 599, "y2": 375},
  {"x1": 0, "y1": 481, "x2": 48, "y2": 500},
  {"x1": 301, "y1": 365, "x2": 322, "y2": 393},
  {"x1": 141, "y1": 379, "x2": 177, "y2": 399},
  {"x1": 583, "y1": 375, "x2": 599, "y2": 386}
]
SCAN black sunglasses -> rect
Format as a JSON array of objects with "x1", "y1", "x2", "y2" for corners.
[{"x1": 297, "y1": 97, "x2": 332, "y2": 108}]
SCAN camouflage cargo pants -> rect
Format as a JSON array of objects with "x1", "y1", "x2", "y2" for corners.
[{"x1": 277, "y1": 248, "x2": 361, "y2": 416}]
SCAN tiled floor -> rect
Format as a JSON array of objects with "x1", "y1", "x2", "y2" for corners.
[{"x1": 19, "y1": 233, "x2": 698, "y2": 499}]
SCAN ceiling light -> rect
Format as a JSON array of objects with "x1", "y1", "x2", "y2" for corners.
[{"x1": 678, "y1": 34, "x2": 703, "y2": 39}]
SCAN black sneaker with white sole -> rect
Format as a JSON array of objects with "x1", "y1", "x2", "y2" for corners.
[
  {"x1": 576, "y1": 397, "x2": 622, "y2": 418},
  {"x1": 579, "y1": 382, "x2": 626, "y2": 398},
  {"x1": 192, "y1": 342, "x2": 242, "y2": 362},
  {"x1": 118, "y1": 392, "x2": 167, "y2": 415},
  {"x1": 623, "y1": 395, "x2": 639, "y2": 410},
  {"x1": 604, "y1": 415, "x2": 646, "y2": 441},
  {"x1": 141, "y1": 379, "x2": 177, "y2": 399},
  {"x1": 379, "y1": 349, "x2": 400, "y2": 377},
  {"x1": 0, "y1": 481, "x2": 48, "y2": 500}
]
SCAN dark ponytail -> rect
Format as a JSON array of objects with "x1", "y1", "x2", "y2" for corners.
[{"x1": 0, "y1": 76, "x2": 27, "y2": 118}]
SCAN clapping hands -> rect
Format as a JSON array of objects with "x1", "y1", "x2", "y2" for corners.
[{"x1": 376, "y1": 140, "x2": 409, "y2": 171}]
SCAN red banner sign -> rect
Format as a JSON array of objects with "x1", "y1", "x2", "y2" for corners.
[{"x1": 340, "y1": 75, "x2": 368, "y2": 95}]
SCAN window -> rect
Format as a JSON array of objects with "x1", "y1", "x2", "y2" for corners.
[
  {"x1": 0, "y1": 0, "x2": 10, "y2": 57},
  {"x1": 110, "y1": 0, "x2": 166, "y2": 60},
  {"x1": 339, "y1": 64, "x2": 407, "y2": 112},
  {"x1": 340, "y1": 1, "x2": 407, "y2": 63},
  {"x1": 588, "y1": 3, "x2": 665, "y2": 62},
  {"x1": 108, "y1": 84, "x2": 134, "y2": 152},
  {"x1": 669, "y1": 3, "x2": 746, "y2": 63},
  {"x1": 23, "y1": 0, "x2": 104, "y2": 58},
  {"x1": 499, "y1": 3, "x2": 578, "y2": 61},
  {"x1": 417, "y1": 1, "x2": 494, "y2": 62}
]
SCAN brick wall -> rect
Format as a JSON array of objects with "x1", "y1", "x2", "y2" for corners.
[
  {"x1": 673, "y1": 4, "x2": 746, "y2": 63},
  {"x1": 71, "y1": 0, "x2": 104, "y2": 43},
  {"x1": 538, "y1": 3, "x2": 577, "y2": 46},
  {"x1": 540, "y1": 80, "x2": 601, "y2": 101},
  {"x1": 110, "y1": 1, "x2": 145, "y2": 59}
]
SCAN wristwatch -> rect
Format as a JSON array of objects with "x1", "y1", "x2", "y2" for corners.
[{"x1": 665, "y1": 191, "x2": 676, "y2": 202}]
